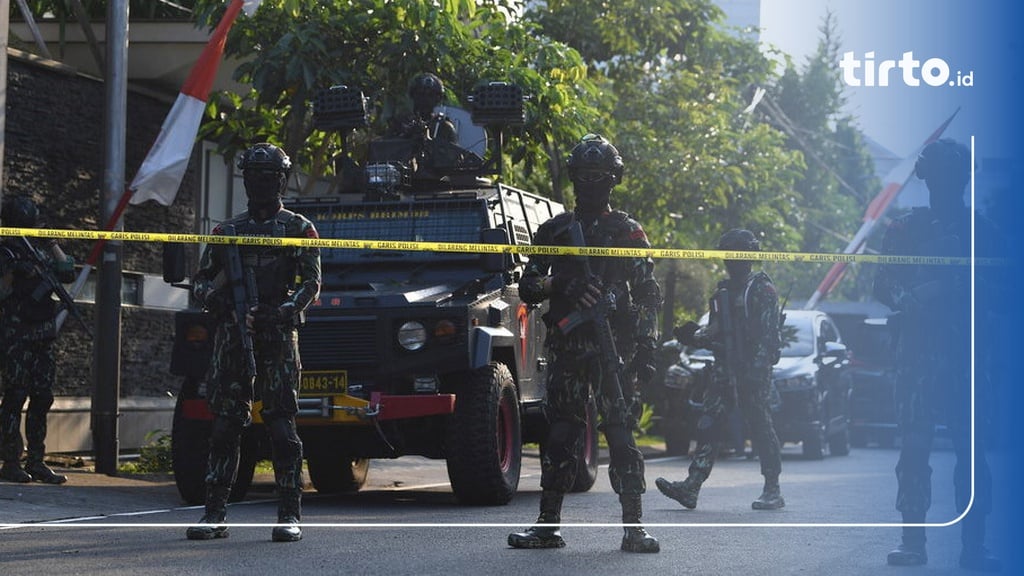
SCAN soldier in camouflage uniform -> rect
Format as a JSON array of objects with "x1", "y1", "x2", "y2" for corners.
[
  {"x1": 186, "y1": 143, "x2": 321, "y2": 543},
  {"x1": 0, "y1": 196, "x2": 75, "y2": 484},
  {"x1": 656, "y1": 229, "x2": 784, "y2": 511},
  {"x1": 875, "y1": 138, "x2": 1001, "y2": 572},
  {"x1": 508, "y1": 134, "x2": 662, "y2": 553}
]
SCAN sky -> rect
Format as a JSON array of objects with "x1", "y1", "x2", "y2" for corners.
[{"x1": 758, "y1": 0, "x2": 1021, "y2": 159}]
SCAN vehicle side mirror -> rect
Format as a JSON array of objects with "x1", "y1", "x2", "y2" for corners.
[
  {"x1": 479, "y1": 227, "x2": 511, "y2": 273},
  {"x1": 163, "y1": 242, "x2": 188, "y2": 284},
  {"x1": 820, "y1": 341, "x2": 848, "y2": 366}
]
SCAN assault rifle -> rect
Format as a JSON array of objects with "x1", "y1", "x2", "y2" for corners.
[
  {"x1": 222, "y1": 226, "x2": 258, "y2": 381},
  {"x1": 19, "y1": 237, "x2": 92, "y2": 338},
  {"x1": 554, "y1": 219, "x2": 631, "y2": 428},
  {"x1": 709, "y1": 285, "x2": 741, "y2": 410}
]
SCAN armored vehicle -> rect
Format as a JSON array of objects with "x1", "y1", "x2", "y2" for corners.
[{"x1": 166, "y1": 82, "x2": 599, "y2": 506}]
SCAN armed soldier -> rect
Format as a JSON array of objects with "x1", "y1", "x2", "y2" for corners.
[
  {"x1": 656, "y1": 229, "x2": 784, "y2": 511},
  {"x1": 507, "y1": 134, "x2": 662, "y2": 554},
  {"x1": 0, "y1": 196, "x2": 76, "y2": 484},
  {"x1": 186, "y1": 143, "x2": 321, "y2": 543},
  {"x1": 875, "y1": 138, "x2": 1001, "y2": 572},
  {"x1": 388, "y1": 72, "x2": 458, "y2": 145}
]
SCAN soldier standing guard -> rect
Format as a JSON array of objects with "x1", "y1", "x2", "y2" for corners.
[
  {"x1": 507, "y1": 134, "x2": 662, "y2": 553},
  {"x1": 875, "y1": 138, "x2": 1001, "y2": 572},
  {"x1": 0, "y1": 196, "x2": 75, "y2": 485},
  {"x1": 656, "y1": 229, "x2": 784, "y2": 511},
  {"x1": 186, "y1": 143, "x2": 321, "y2": 542}
]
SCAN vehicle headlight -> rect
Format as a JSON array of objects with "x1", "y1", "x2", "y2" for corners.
[
  {"x1": 398, "y1": 321, "x2": 427, "y2": 350},
  {"x1": 774, "y1": 374, "x2": 815, "y2": 391}
]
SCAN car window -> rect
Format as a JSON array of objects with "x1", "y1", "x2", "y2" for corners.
[
  {"x1": 819, "y1": 318, "x2": 839, "y2": 345},
  {"x1": 781, "y1": 316, "x2": 814, "y2": 357}
]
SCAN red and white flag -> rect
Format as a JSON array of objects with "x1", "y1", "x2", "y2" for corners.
[
  {"x1": 802, "y1": 108, "x2": 960, "y2": 310},
  {"x1": 129, "y1": 0, "x2": 261, "y2": 206}
]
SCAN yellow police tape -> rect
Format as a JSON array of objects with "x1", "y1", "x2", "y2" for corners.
[{"x1": 0, "y1": 227, "x2": 1003, "y2": 267}]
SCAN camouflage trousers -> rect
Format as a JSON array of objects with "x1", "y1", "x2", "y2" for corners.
[
  {"x1": 0, "y1": 338, "x2": 57, "y2": 464},
  {"x1": 540, "y1": 340, "x2": 645, "y2": 496},
  {"x1": 688, "y1": 368, "x2": 782, "y2": 484},
  {"x1": 205, "y1": 334, "x2": 304, "y2": 491},
  {"x1": 894, "y1": 367, "x2": 990, "y2": 523}
]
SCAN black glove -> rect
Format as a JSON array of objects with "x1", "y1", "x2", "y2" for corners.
[
  {"x1": 249, "y1": 302, "x2": 297, "y2": 330},
  {"x1": 629, "y1": 342, "x2": 657, "y2": 386},
  {"x1": 673, "y1": 321, "x2": 701, "y2": 346},
  {"x1": 551, "y1": 274, "x2": 601, "y2": 308}
]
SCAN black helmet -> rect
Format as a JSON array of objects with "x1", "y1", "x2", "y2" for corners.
[
  {"x1": 237, "y1": 142, "x2": 292, "y2": 175},
  {"x1": 409, "y1": 73, "x2": 444, "y2": 101},
  {"x1": 1, "y1": 195, "x2": 40, "y2": 228},
  {"x1": 409, "y1": 73, "x2": 444, "y2": 112},
  {"x1": 567, "y1": 134, "x2": 623, "y2": 185},
  {"x1": 914, "y1": 138, "x2": 970, "y2": 184},
  {"x1": 717, "y1": 228, "x2": 760, "y2": 251}
]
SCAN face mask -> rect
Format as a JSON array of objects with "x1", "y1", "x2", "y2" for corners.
[
  {"x1": 244, "y1": 171, "x2": 285, "y2": 206},
  {"x1": 725, "y1": 260, "x2": 752, "y2": 280},
  {"x1": 573, "y1": 179, "x2": 612, "y2": 213}
]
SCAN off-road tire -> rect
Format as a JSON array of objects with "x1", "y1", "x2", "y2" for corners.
[
  {"x1": 307, "y1": 451, "x2": 370, "y2": 494},
  {"x1": 445, "y1": 362, "x2": 522, "y2": 505}
]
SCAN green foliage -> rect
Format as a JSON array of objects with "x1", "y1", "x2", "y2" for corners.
[
  {"x1": 192, "y1": 0, "x2": 601, "y2": 191},
  {"x1": 763, "y1": 10, "x2": 881, "y2": 302},
  {"x1": 118, "y1": 430, "x2": 173, "y2": 475}
]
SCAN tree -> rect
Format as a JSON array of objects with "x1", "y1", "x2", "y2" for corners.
[
  {"x1": 765, "y1": 10, "x2": 881, "y2": 303},
  {"x1": 191, "y1": 0, "x2": 602, "y2": 194}
]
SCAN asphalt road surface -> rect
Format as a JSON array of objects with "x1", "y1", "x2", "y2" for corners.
[{"x1": 0, "y1": 443, "x2": 1016, "y2": 575}]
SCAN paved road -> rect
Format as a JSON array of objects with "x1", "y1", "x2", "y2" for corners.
[{"x1": 0, "y1": 444, "x2": 1016, "y2": 575}]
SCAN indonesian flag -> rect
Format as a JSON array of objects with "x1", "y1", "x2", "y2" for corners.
[
  {"x1": 802, "y1": 108, "x2": 960, "y2": 310},
  {"x1": 128, "y1": 0, "x2": 262, "y2": 206}
]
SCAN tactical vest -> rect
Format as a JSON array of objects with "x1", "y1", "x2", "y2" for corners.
[{"x1": 220, "y1": 209, "x2": 302, "y2": 309}]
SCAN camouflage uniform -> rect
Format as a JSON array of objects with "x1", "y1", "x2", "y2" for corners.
[
  {"x1": 656, "y1": 261, "x2": 783, "y2": 510},
  {"x1": 510, "y1": 208, "x2": 661, "y2": 552},
  {"x1": 188, "y1": 208, "x2": 320, "y2": 539},
  {"x1": 522, "y1": 210, "x2": 660, "y2": 496},
  {"x1": 875, "y1": 137, "x2": 1001, "y2": 571},
  {"x1": 875, "y1": 207, "x2": 1000, "y2": 568},
  {"x1": 187, "y1": 142, "x2": 320, "y2": 543},
  {"x1": 0, "y1": 236, "x2": 75, "y2": 484}
]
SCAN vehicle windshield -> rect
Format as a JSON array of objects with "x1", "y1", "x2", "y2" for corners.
[
  {"x1": 781, "y1": 315, "x2": 814, "y2": 357},
  {"x1": 300, "y1": 198, "x2": 486, "y2": 265}
]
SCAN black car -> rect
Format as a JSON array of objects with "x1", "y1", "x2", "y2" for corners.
[{"x1": 772, "y1": 309, "x2": 852, "y2": 459}]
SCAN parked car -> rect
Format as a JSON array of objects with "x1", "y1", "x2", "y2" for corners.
[
  {"x1": 772, "y1": 309, "x2": 852, "y2": 459},
  {"x1": 805, "y1": 301, "x2": 900, "y2": 449},
  {"x1": 653, "y1": 308, "x2": 852, "y2": 460}
]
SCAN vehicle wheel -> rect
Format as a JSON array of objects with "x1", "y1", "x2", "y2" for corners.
[
  {"x1": 802, "y1": 425, "x2": 826, "y2": 460},
  {"x1": 171, "y1": 384, "x2": 211, "y2": 506},
  {"x1": 307, "y1": 449, "x2": 370, "y2": 494},
  {"x1": 829, "y1": 426, "x2": 851, "y2": 456},
  {"x1": 445, "y1": 362, "x2": 522, "y2": 505},
  {"x1": 570, "y1": 394, "x2": 599, "y2": 493}
]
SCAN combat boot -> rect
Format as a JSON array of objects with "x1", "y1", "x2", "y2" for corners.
[
  {"x1": 655, "y1": 476, "x2": 700, "y2": 509},
  {"x1": 508, "y1": 490, "x2": 566, "y2": 549},
  {"x1": 960, "y1": 516, "x2": 1001, "y2": 572},
  {"x1": 186, "y1": 486, "x2": 231, "y2": 540},
  {"x1": 751, "y1": 478, "x2": 784, "y2": 510},
  {"x1": 619, "y1": 494, "x2": 659, "y2": 553},
  {"x1": 25, "y1": 460, "x2": 67, "y2": 485},
  {"x1": 0, "y1": 461, "x2": 32, "y2": 483},
  {"x1": 887, "y1": 526, "x2": 927, "y2": 566},
  {"x1": 272, "y1": 488, "x2": 303, "y2": 542}
]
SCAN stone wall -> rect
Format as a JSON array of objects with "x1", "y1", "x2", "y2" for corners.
[{"x1": 4, "y1": 51, "x2": 199, "y2": 398}]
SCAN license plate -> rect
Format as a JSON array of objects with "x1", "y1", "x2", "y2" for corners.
[{"x1": 300, "y1": 370, "x2": 348, "y2": 395}]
